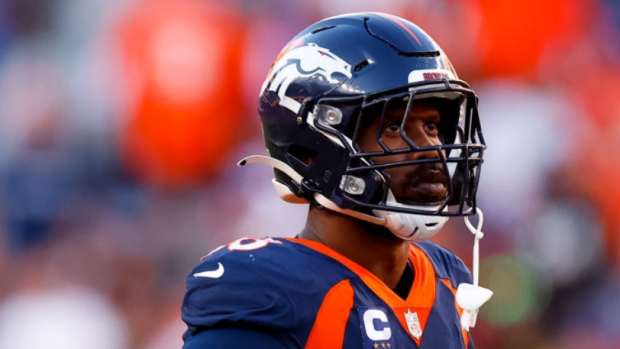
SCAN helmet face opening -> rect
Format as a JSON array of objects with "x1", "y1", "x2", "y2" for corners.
[
  {"x1": 313, "y1": 81, "x2": 485, "y2": 217},
  {"x1": 257, "y1": 12, "x2": 485, "y2": 219}
]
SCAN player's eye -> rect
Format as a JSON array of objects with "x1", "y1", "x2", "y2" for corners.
[
  {"x1": 385, "y1": 121, "x2": 401, "y2": 133},
  {"x1": 424, "y1": 122, "x2": 438, "y2": 134}
]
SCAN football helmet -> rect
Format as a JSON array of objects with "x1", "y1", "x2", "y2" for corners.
[{"x1": 239, "y1": 12, "x2": 485, "y2": 240}]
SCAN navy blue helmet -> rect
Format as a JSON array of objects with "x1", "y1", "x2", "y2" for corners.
[{"x1": 240, "y1": 12, "x2": 485, "y2": 240}]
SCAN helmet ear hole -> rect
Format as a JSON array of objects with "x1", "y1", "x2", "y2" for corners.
[{"x1": 287, "y1": 145, "x2": 317, "y2": 166}]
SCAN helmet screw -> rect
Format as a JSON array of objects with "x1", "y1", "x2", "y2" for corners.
[
  {"x1": 349, "y1": 181, "x2": 359, "y2": 193},
  {"x1": 340, "y1": 175, "x2": 366, "y2": 195},
  {"x1": 326, "y1": 110, "x2": 337, "y2": 122},
  {"x1": 323, "y1": 170, "x2": 332, "y2": 183}
]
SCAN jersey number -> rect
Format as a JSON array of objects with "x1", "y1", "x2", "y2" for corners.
[
  {"x1": 206, "y1": 237, "x2": 282, "y2": 257},
  {"x1": 228, "y1": 237, "x2": 282, "y2": 251}
]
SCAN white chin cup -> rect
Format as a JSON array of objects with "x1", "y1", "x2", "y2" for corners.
[{"x1": 373, "y1": 193, "x2": 448, "y2": 241}]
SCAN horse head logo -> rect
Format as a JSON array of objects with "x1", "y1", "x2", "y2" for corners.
[{"x1": 261, "y1": 43, "x2": 352, "y2": 113}]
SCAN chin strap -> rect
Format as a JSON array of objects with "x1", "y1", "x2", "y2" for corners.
[
  {"x1": 237, "y1": 155, "x2": 386, "y2": 226},
  {"x1": 456, "y1": 209, "x2": 493, "y2": 331},
  {"x1": 238, "y1": 155, "x2": 449, "y2": 241}
]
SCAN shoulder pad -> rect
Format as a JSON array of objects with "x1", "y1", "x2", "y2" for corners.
[{"x1": 182, "y1": 237, "x2": 337, "y2": 338}]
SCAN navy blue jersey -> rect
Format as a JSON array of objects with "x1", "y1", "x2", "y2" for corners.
[{"x1": 182, "y1": 237, "x2": 474, "y2": 348}]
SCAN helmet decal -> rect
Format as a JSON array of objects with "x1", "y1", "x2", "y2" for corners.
[
  {"x1": 261, "y1": 43, "x2": 352, "y2": 113},
  {"x1": 408, "y1": 69, "x2": 456, "y2": 83}
]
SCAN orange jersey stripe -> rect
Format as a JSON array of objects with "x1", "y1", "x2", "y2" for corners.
[
  {"x1": 288, "y1": 238, "x2": 438, "y2": 345},
  {"x1": 305, "y1": 279, "x2": 355, "y2": 349},
  {"x1": 396, "y1": 244, "x2": 437, "y2": 346}
]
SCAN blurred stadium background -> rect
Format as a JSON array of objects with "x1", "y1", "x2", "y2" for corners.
[{"x1": 0, "y1": 0, "x2": 618, "y2": 348}]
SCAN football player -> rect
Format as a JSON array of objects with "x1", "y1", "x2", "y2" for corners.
[{"x1": 181, "y1": 12, "x2": 491, "y2": 349}]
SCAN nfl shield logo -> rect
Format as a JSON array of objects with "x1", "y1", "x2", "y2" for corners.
[{"x1": 405, "y1": 309, "x2": 422, "y2": 339}]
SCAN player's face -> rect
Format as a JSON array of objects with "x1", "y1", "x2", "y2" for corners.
[{"x1": 356, "y1": 102, "x2": 448, "y2": 204}]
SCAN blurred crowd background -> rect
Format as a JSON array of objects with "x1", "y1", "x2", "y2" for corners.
[{"x1": 0, "y1": 0, "x2": 618, "y2": 348}]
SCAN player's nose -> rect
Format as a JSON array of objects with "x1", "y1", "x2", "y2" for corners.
[{"x1": 405, "y1": 128, "x2": 442, "y2": 161}]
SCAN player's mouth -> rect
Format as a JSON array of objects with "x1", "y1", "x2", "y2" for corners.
[
  {"x1": 403, "y1": 167, "x2": 448, "y2": 203},
  {"x1": 408, "y1": 182, "x2": 447, "y2": 202}
]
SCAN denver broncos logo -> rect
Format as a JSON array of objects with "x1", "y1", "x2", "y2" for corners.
[{"x1": 261, "y1": 43, "x2": 352, "y2": 113}]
